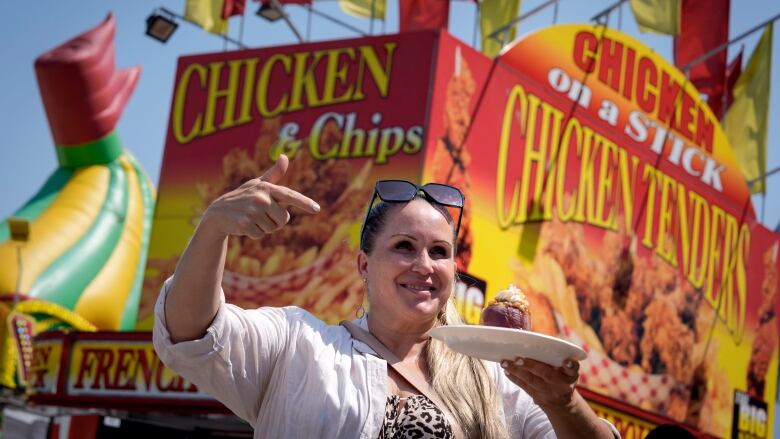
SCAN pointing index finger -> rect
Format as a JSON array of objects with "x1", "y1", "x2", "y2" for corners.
[
  {"x1": 269, "y1": 185, "x2": 320, "y2": 214},
  {"x1": 260, "y1": 154, "x2": 289, "y2": 184}
]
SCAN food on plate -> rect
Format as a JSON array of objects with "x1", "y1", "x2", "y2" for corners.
[{"x1": 481, "y1": 284, "x2": 532, "y2": 330}]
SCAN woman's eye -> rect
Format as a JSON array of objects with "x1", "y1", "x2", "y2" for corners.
[
  {"x1": 395, "y1": 240, "x2": 413, "y2": 250},
  {"x1": 430, "y1": 246, "x2": 449, "y2": 258}
]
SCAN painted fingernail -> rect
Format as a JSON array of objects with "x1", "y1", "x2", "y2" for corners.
[
  {"x1": 311, "y1": 202, "x2": 321, "y2": 212},
  {"x1": 515, "y1": 358, "x2": 524, "y2": 366},
  {"x1": 565, "y1": 360, "x2": 575, "y2": 369},
  {"x1": 500, "y1": 360, "x2": 509, "y2": 368}
]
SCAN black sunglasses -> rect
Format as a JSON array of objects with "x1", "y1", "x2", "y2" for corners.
[{"x1": 359, "y1": 180, "x2": 464, "y2": 248}]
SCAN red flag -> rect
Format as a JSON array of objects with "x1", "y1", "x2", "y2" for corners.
[
  {"x1": 704, "y1": 50, "x2": 742, "y2": 119},
  {"x1": 722, "y1": 50, "x2": 743, "y2": 117},
  {"x1": 673, "y1": 0, "x2": 729, "y2": 116},
  {"x1": 223, "y1": 0, "x2": 246, "y2": 18},
  {"x1": 399, "y1": 0, "x2": 450, "y2": 32}
]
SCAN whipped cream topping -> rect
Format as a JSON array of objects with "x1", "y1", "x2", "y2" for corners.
[{"x1": 487, "y1": 284, "x2": 530, "y2": 313}]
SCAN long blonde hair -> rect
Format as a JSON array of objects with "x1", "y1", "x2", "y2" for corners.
[{"x1": 426, "y1": 299, "x2": 508, "y2": 439}]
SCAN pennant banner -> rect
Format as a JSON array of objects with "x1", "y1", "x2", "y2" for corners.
[
  {"x1": 723, "y1": 50, "x2": 744, "y2": 118},
  {"x1": 674, "y1": 0, "x2": 730, "y2": 118},
  {"x1": 629, "y1": 0, "x2": 680, "y2": 35},
  {"x1": 723, "y1": 24, "x2": 773, "y2": 194},
  {"x1": 480, "y1": 0, "x2": 520, "y2": 57},
  {"x1": 185, "y1": 0, "x2": 229, "y2": 34},
  {"x1": 399, "y1": 0, "x2": 450, "y2": 32},
  {"x1": 222, "y1": 0, "x2": 246, "y2": 19},
  {"x1": 339, "y1": 0, "x2": 386, "y2": 19}
]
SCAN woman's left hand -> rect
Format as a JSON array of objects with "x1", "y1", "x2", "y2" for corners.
[{"x1": 501, "y1": 357, "x2": 579, "y2": 410}]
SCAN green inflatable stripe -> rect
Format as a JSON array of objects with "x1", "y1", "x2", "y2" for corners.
[
  {"x1": 0, "y1": 168, "x2": 73, "y2": 244},
  {"x1": 56, "y1": 132, "x2": 123, "y2": 168},
  {"x1": 28, "y1": 162, "x2": 129, "y2": 309},
  {"x1": 119, "y1": 153, "x2": 156, "y2": 329}
]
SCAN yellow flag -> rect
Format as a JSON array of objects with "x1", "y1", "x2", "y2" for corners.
[
  {"x1": 481, "y1": 0, "x2": 520, "y2": 58},
  {"x1": 185, "y1": 0, "x2": 228, "y2": 35},
  {"x1": 723, "y1": 24, "x2": 773, "y2": 194},
  {"x1": 629, "y1": 0, "x2": 680, "y2": 35},
  {"x1": 339, "y1": 0, "x2": 386, "y2": 19}
]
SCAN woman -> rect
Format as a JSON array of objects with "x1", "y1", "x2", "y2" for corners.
[{"x1": 153, "y1": 155, "x2": 618, "y2": 438}]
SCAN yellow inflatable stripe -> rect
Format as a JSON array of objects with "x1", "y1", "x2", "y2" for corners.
[
  {"x1": 15, "y1": 299, "x2": 97, "y2": 332},
  {"x1": 74, "y1": 156, "x2": 143, "y2": 330},
  {"x1": 0, "y1": 166, "x2": 109, "y2": 293},
  {"x1": 0, "y1": 302, "x2": 12, "y2": 387}
]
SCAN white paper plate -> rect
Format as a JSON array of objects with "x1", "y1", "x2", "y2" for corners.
[{"x1": 429, "y1": 325, "x2": 587, "y2": 367}]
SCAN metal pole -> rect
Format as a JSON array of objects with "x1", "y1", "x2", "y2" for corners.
[
  {"x1": 682, "y1": 12, "x2": 780, "y2": 73},
  {"x1": 14, "y1": 245, "x2": 22, "y2": 308},
  {"x1": 762, "y1": 192, "x2": 767, "y2": 223},
  {"x1": 748, "y1": 163, "x2": 780, "y2": 186},
  {"x1": 160, "y1": 7, "x2": 248, "y2": 48},
  {"x1": 271, "y1": 0, "x2": 305, "y2": 43},
  {"x1": 309, "y1": 6, "x2": 368, "y2": 35},
  {"x1": 552, "y1": 0, "x2": 559, "y2": 24},
  {"x1": 473, "y1": 1, "x2": 479, "y2": 47},
  {"x1": 306, "y1": 4, "x2": 312, "y2": 41},
  {"x1": 487, "y1": 0, "x2": 560, "y2": 43},
  {"x1": 239, "y1": 14, "x2": 245, "y2": 46},
  {"x1": 590, "y1": 0, "x2": 628, "y2": 24},
  {"x1": 370, "y1": 0, "x2": 375, "y2": 34}
]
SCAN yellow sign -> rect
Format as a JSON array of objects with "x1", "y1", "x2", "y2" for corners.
[
  {"x1": 28, "y1": 337, "x2": 63, "y2": 394},
  {"x1": 589, "y1": 401, "x2": 656, "y2": 439}
]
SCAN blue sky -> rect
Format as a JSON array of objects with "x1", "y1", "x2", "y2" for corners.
[{"x1": 1, "y1": 1, "x2": 778, "y2": 231}]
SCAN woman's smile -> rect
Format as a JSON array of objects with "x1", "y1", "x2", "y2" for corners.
[{"x1": 398, "y1": 281, "x2": 437, "y2": 296}]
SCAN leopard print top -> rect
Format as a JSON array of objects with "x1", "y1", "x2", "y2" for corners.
[{"x1": 379, "y1": 394, "x2": 454, "y2": 438}]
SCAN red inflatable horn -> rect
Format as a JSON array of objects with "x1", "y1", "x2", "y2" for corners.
[{"x1": 35, "y1": 13, "x2": 140, "y2": 163}]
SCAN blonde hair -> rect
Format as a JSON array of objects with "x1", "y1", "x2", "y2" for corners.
[{"x1": 426, "y1": 299, "x2": 509, "y2": 439}]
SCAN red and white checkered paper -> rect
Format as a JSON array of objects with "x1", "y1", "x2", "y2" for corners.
[{"x1": 557, "y1": 316, "x2": 678, "y2": 413}]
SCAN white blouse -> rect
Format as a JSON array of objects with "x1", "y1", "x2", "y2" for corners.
[{"x1": 153, "y1": 279, "x2": 592, "y2": 438}]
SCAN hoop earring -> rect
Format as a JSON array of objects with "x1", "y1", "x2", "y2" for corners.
[{"x1": 356, "y1": 276, "x2": 369, "y2": 319}]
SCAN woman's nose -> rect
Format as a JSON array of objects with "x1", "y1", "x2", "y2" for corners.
[{"x1": 411, "y1": 251, "x2": 434, "y2": 274}]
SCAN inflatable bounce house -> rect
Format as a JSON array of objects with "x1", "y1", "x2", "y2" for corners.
[{"x1": 0, "y1": 15, "x2": 154, "y2": 388}]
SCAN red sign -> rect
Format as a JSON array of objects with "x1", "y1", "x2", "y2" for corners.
[
  {"x1": 139, "y1": 31, "x2": 441, "y2": 329},
  {"x1": 434, "y1": 25, "x2": 779, "y2": 437},
  {"x1": 28, "y1": 332, "x2": 222, "y2": 412}
]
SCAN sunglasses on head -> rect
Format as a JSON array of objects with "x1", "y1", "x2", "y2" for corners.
[{"x1": 360, "y1": 180, "x2": 464, "y2": 247}]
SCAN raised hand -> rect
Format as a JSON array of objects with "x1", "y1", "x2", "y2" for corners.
[
  {"x1": 500, "y1": 357, "x2": 579, "y2": 410},
  {"x1": 201, "y1": 154, "x2": 320, "y2": 239}
]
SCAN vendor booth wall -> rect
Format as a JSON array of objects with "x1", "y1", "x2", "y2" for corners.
[{"x1": 139, "y1": 26, "x2": 780, "y2": 438}]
